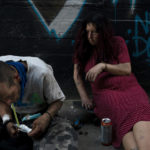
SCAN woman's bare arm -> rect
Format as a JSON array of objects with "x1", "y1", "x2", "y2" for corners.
[{"x1": 73, "y1": 64, "x2": 93, "y2": 109}]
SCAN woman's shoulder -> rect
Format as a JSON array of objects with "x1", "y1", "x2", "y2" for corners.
[{"x1": 111, "y1": 36, "x2": 125, "y2": 43}]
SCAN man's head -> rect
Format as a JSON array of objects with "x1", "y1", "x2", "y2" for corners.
[{"x1": 0, "y1": 61, "x2": 21, "y2": 105}]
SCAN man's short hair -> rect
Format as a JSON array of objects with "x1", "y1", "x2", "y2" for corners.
[{"x1": 0, "y1": 61, "x2": 16, "y2": 87}]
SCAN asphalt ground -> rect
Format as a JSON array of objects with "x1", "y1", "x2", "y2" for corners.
[{"x1": 58, "y1": 100, "x2": 124, "y2": 150}]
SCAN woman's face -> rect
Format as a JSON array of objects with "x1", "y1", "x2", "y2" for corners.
[{"x1": 86, "y1": 23, "x2": 99, "y2": 46}]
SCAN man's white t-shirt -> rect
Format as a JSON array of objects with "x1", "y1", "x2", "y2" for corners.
[{"x1": 0, "y1": 55, "x2": 65, "y2": 114}]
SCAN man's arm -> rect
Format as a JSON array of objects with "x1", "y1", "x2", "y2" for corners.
[
  {"x1": 28, "y1": 65, "x2": 65, "y2": 138},
  {"x1": 0, "y1": 101, "x2": 18, "y2": 137},
  {"x1": 44, "y1": 100, "x2": 63, "y2": 120},
  {"x1": 0, "y1": 101, "x2": 12, "y2": 117},
  {"x1": 28, "y1": 100, "x2": 63, "y2": 138}
]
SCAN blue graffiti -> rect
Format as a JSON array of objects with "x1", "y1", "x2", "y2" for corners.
[
  {"x1": 127, "y1": 11, "x2": 150, "y2": 60},
  {"x1": 112, "y1": 0, "x2": 136, "y2": 9},
  {"x1": 112, "y1": 0, "x2": 118, "y2": 21},
  {"x1": 112, "y1": 0, "x2": 118, "y2": 6},
  {"x1": 131, "y1": 0, "x2": 136, "y2": 8},
  {"x1": 112, "y1": 0, "x2": 136, "y2": 20},
  {"x1": 27, "y1": 0, "x2": 87, "y2": 40}
]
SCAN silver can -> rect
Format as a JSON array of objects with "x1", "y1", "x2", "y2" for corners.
[{"x1": 100, "y1": 118, "x2": 112, "y2": 146}]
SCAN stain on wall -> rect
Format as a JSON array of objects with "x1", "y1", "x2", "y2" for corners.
[{"x1": 0, "y1": 0, "x2": 150, "y2": 98}]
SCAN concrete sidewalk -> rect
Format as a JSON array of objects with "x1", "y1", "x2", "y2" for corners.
[{"x1": 58, "y1": 100, "x2": 124, "y2": 150}]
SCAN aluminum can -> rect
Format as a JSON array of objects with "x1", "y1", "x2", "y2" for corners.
[{"x1": 100, "y1": 118, "x2": 112, "y2": 146}]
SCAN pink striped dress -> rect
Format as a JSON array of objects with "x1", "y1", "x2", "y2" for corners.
[{"x1": 74, "y1": 36, "x2": 150, "y2": 148}]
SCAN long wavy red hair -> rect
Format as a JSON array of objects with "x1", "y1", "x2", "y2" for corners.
[{"x1": 74, "y1": 13, "x2": 115, "y2": 75}]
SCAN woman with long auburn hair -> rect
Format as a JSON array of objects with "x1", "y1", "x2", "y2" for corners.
[{"x1": 73, "y1": 13, "x2": 150, "y2": 150}]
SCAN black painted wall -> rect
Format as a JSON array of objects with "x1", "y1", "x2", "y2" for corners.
[{"x1": 0, "y1": 0, "x2": 150, "y2": 99}]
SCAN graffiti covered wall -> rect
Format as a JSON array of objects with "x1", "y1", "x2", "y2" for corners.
[{"x1": 0, "y1": 0, "x2": 150, "y2": 98}]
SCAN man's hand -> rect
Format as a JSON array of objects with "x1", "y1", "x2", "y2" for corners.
[
  {"x1": 28, "y1": 100, "x2": 62, "y2": 138},
  {"x1": 28, "y1": 113, "x2": 50, "y2": 138},
  {"x1": 6, "y1": 122, "x2": 18, "y2": 137},
  {"x1": 0, "y1": 101, "x2": 17, "y2": 137}
]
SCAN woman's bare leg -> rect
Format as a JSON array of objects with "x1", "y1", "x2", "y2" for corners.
[
  {"x1": 133, "y1": 121, "x2": 150, "y2": 150},
  {"x1": 122, "y1": 131, "x2": 138, "y2": 150}
]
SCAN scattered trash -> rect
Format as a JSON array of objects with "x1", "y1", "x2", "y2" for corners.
[
  {"x1": 93, "y1": 117, "x2": 101, "y2": 126},
  {"x1": 78, "y1": 130, "x2": 88, "y2": 136},
  {"x1": 79, "y1": 131, "x2": 83, "y2": 135},
  {"x1": 22, "y1": 113, "x2": 41, "y2": 122},
  {"x1": 72, "y1": 119, "x2": 83, "y2": 130},
  {"x1": 70, "y1": 105, "x2": 74, "y2": 109},
  {"x1": 84, "y1": 131, "x2": 88, "y2": 135}
]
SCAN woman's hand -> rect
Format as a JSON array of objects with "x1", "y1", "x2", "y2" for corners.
[
  {"x1": 81, "y1": 98, "x2": 94, "y2": 110},
  {"x1": 28, "y1": 113, "x2": 50, "y2": 138},
  {"x1": 86, "y1": 63, "x2": 105, "y2": 82}
]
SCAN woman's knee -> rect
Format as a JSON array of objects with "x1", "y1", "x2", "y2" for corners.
[
  {"x1": 133, "y1": 121, "x2": 150, "y2": 137},
  {"x1": 122, "y1": 131, "x2": 137, "y2": 150},
  {"x1": 133, "y1": 121, "x2": 150, "y2": 150}
]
